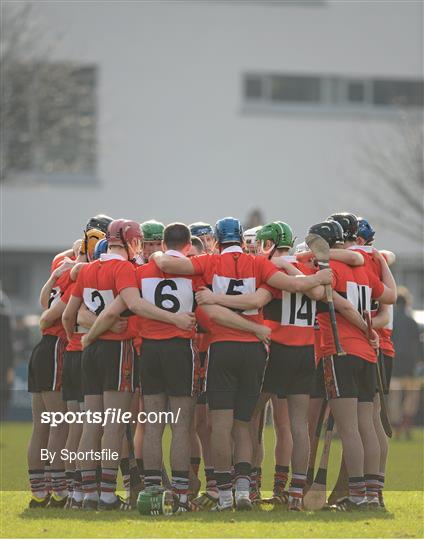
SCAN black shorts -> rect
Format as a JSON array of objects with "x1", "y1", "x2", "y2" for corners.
[
  {"x1": 28, "y1": 335, "x2": 67, "y2": 393},
  {"x1": 62, "y1": 351, "x2": 83, "y2": 403},
  {"x1": 196, "y1": 351, "x2": 208, "y2": 405},
  {"x1": 314, "y1": 355, "x2": 376, "y2": 403},
  {"x1": 140, "y1": 338, "x2": 195, "y2": 397},
  {"x1": 262, "y1": 342, "x2": 315, "y2": 397},
  {"x1": 82, "y1": 339, "x2": 137, "y2": 396},
  {"x1": 206, "y1": 341, "x2": 267, "y2": 422},
  {"x1": 381, "y1": 354, "x2": 393, "y2": 395}
]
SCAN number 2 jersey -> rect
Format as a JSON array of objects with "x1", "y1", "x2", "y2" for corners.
[
  {"x1": 43, "y1": 257, "x2": 73, "y2": 340},
  {"x1": 190, "y1": 245, "x2": 279, "y2": 344},
  {"x1": 72, "y1": 254, "x2": 138, "y2": 341},
  {"x1": 262, "y1": 256, "x2": 316, "y2": 346},
  {"x1": 136, "y1": 250, "x2": 203, "y2": 340},
  {"x1": 316, "y1": 259, "x2": 384, "y2": 363}
]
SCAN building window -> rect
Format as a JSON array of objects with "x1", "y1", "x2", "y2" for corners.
[
  {"x1": 243, "y1": 73, "x2": 423, "y2": 112},
  {"x1": 2, "y1": 62, "x2": 97, "y2": 182}
]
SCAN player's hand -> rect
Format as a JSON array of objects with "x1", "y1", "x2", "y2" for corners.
[
  {"x1": 81, "y1": 334, "x2": 91, "y2": 350},
  {"x1": 52, "y1": 258, "x2": 75, "y2": 279},
  {"x1": 254, "y1": 325, "x2": 271, "y2": 345},
  {"x1": 369, "y1": 329, "x2": 379, "y2": 350},
  {"x1": 316, "y1": 268, "x2": 333, "y2": 285},
  {"x1": 195, "y1": 287, "x2": 216, "y2": 305},
  {"x1": 174, "y1": 312, "x2": 196, "y2": 331},
  {"x1": 73, "y1": 239, "x2": 83, "y2": 258},
  {"x1": 295, "y1": 250, "x2": 314, "y2": 263},
  {"x1": 110, "y1": 317, "x2": 128, "y2": 334}
]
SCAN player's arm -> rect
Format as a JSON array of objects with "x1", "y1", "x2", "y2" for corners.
[
  {"x1": 62, "y1": 295, "x2": 83, "y2": 340},
  {"x1": 195, "y1": 287, "x2": 273, "y2": 311},
  {"x1": 380, "y1": 250, "x2": 396, "y2": 266},
  {"x1": 199, "y1": 305, "x2": 270, "y2": 344},
  {"x1": 82, "y1": 296, "x2": 126, "y2": 347},
  {"x1": 372, "y1": 251, "x2": 397, "y2": 304},
  {"x1": 270, "y1": 258, "x2": 302, "y2": 275},
  {"x1": 150, "y1": 252, "x2": 196, "y2": 275},
  {"x1": 39, "y1": 259, "x2": 74, "y2": 308},
  {"x1": 119, "y1": 287, "x2": 196, "y2": 329},
  {"x1": 332, "y1": 293, "x2": 367, "y2": 334},
  {"x1": 371, "y1": 303, "x2": 391, "y2": 329},
  {"x1": 71, "y1": 262, "x2": 87, "y2": 282},
  {"x1": 296, "y1": 249, "x2": 363, "y2": 267},
  {"x1": 266, "y1": 268, "x2": 332, "y2": 293},
  {"x1": 76, "y1": 303, "x2": 97, "y2": 329},
  {"x1": 39, "y1": 300, "x2": 67, "y2": 330}
]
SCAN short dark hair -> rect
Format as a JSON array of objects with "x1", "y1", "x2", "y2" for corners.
[
  {"x1": 164, "y1": 223, "x2": 191, "y2": 250},
  {"x1": 191, "y1": 236, "x2": 205, "y2": 254}
]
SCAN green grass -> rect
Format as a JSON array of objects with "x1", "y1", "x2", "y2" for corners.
[{"x1": 1, "y1": 422, "x2": 423, "y2": 538}]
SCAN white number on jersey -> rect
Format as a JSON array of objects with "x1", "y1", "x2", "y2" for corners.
[
  {"x1": 346, "y1": 282, "x2": 371, "y2": 316},
  {"x1": 281, "y1": 292, "x2": 316, "y2": 327},
  {"x1": 142, "y1": 277, "x2": 194, "y2": 314},
  {"x1": 83, "y1": 288, "x2": 115, "y2": 316},
  {"x1": 211, "y1": 275, "x2": 257, "y2": 315}
]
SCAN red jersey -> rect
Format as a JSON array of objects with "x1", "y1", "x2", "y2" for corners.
[
  {"x1": 136, "y1": 251, "x2": 202, "y2": 340},
  {"x1": 316, "y1": 260, "x2": 384, "y2": 363},
  {"x1": 61, "y1": 283, "x2": 86, "y2": 352},
  {"x1": 263, "y1": 257, "x2": 316, "y2": 346},
  {"x1": 348, "y1": 245, "x2": 394, "y2": 357},
  {"x1": 43, "y1": 268, "x2": 72, "y2": 340},
  {"x1": 72, "y1": 254, "x2": 138, "y2": 341},
  {"x1": 194, "y1": 306, "x2": 213, "y2": 353},
  {"x1": 190, "y1": 246, "x2": 278, "y2": 343}
]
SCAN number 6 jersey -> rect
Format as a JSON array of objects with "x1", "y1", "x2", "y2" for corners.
[{"x1": 72, "y1": 253, "x2": 139, "y2": 341}]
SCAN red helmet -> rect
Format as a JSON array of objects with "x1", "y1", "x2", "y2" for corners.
[{"x1": 107, "y1": 219, "x2": 143, "y2": 246}]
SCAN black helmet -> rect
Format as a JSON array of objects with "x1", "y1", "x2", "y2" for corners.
[
  {"x1": 85, "y1": 214, "x2": 114, "y2": 234},
  {"x1": 327, "y1": 212, "x2": 358, "y2": 241},
  {"x1": 308, "y1": 221, "x2": 344, "y2": 248}
]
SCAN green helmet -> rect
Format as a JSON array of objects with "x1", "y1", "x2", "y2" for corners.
[
  {"x1": 256, "y1": 221, "x2": 294, "y2": 249},
  {"x1": 141, "y1": 220, "x2": 165, "y2": 241},
  {"x1": 137, "y1": 486, "x2": 178, "y2": 516}
]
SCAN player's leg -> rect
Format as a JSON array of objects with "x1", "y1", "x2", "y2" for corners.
[
  {"x1": 189, "y1": 422, "x2": 202, "y2": 497},
  {"x1": 271, "y1": 395, "x2": 292, "y2": 502},
  {"x1": 248, "y1": 406, "x2": 265, "y2": 502},
  {"x1": 27, "y1": 392, "x2": 50, "y2": 507},
  {"x1": 372, "y1": 394, "x2": 388, "y2": 508},
  {"x1": 357, "y1": 360, "x2": 381, "y2": 508}
]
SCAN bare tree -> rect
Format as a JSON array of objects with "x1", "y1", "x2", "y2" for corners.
[
  {"x1": 1, "y1": 2, "x2": 96, "y2": 182},
  {"x1": 357, "y1": 108, "x2": 423, "y2": 244}
]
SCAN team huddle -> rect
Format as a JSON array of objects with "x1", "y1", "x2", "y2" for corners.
[{"x1": 27, "y1": 212, "x2": 397, "y2": 514}]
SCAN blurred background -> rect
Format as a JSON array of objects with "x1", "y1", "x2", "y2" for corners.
[{"x1": 1, "y1": 0, "x2": 423, "y2": 422}]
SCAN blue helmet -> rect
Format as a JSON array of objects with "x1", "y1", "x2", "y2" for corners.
[
  {"x1": 189, "y1": 222, "x2": 214, "y2": 238},
  {"x1": 93, "y1": 238, "x2": 108, "y2": 260},
  {"x1": 357, "y1": 217, "x2": 375, "y2": 244},
  {"x1": 215, "y1": 217, "x2": 243, "y2": 244}
]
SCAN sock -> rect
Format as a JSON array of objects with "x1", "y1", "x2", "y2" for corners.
[
  {"x1": 144, "y1": 469, "x2": 162, "y2": 488},
  {"x1": 50, "y1": 469, "x2": 68, "y2": 497},
  {"x1": 274, "y1": 465, "x2": 289, "y2": 494},
  {"x1": 376, "y1": 472, "x2": 385, "y2": 502},
  {"x1": 96, "y1": 463, "x2": 102, "y2": 491},
  {"x1": 288, "y1": 472, "x2": 307, "y2": 502},
  {"x1": 234, "y1": 462, "x2": 251, "y2": 494},
  {"x1": 190, "y1": 457, "x2": 201, "y2": 478},
  {"x1": 250, "y1": 467, "x2": 259, "y2": 493},
  {"x1": 44, "y1": 462, "x2": 52, "y2": 493},
  {"x1": 215, "y1": 471, "x2": 233, "y2": 507},
  {"x1": 136, "y1": 458, "x2": 144, "y2": 476},
  {"x1": 100, "y1": 467, "x2": 118, "y2": 501},
  {"x1": 257, "y1": 467, "x2": 262, "y2": 490},
  {"x1": 348, "y1": 476, "x2": 366, "y2": 503},
  {"x1": 81, "y1": 469, "x2": 98, "y2": 497},
  {"x1": 29, "y1": 469, "x2": 47, "y2": 498},
  {"x1": 120, "y1": 458, "x2": 131, "y2": 498},
  {"x1": 73, "y1": 470, "x2": 84, "y2": 502},
  {"x1": 365, "y1": 473, "x2": 380, "y2": 502},
  {"x1": 65, "y1": 470, "x2": 75, "y2": 494},
  {"x1": 172, "y1": 470, "x2": 189, "y2": 504},
  {"x1": 205, "y1": 468, "x2": 217, "y2": 494}
]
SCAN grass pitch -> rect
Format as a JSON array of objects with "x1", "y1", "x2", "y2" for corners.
[{"x1": 1, "y1": 422, "x2": 423, "y2": 538}]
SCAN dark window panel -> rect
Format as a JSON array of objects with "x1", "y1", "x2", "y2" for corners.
[
  {"x1": 270, "y1": 76, "x2": 321, "y2": 102},
  {"x1": 348, "y1": 81, "x2": 365, "y2": 103},
  {"x1": 373, "y1": 80, "x2": 424, "y2": 107},
  {"x1": 245, "y1": 75, "x2": 263, "y2": 99}
]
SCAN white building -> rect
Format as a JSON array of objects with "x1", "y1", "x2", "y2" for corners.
[{"x1": 2, "y1": 0, "x2": 423, "y2": 314}]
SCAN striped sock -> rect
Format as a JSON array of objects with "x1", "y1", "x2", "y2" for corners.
[
  {"x1": 234, "y1": 462, "x2": 251, "y2": 493},
  {"x1": 81, "y1": 469, "x2": 97, "y2": 496},
  {"x1": 100, "y1": 467, "x2": 118, "y2": 503},
  {"x1": 120, "y1": 458, "x2": 131, "y2": 499},
  {"x1": 349, "y1": 476, "x2": 366, "y2": 503},
  {"x1": 274, "y1": 465, "x2": 289, "y2": 494},
  {"x1": 29, "y1": 469, "x2": 47, "y2": 498},
  {"x1": 250, "y1": 467, "x2": 259, "y2": 492},
  {"x1": 365, "y1": 473, "x2": 380, "y2": 502},
  {"x1": 215, "y1": 471, "x2": 233, "y2": 507},
  {"x1": 190, "y1": 457, "x2": 201, "y2": 478},
  {"x1": 144, "y1": 469, "x2": 162, "y2": 488},
  {"x1": 257, "y1": 467, "x2": 262, "y2": 490},
  {"x1": 288, "y1": 472, "x2": 307, "y2": 502},
  {"x1": 44, "y1": 463, "x2": 52, "y2": 493},
  {"x1": 65, "y1": 470, "x2": 75, "y2": 494},
  {"x1": 172, "y1": 470, "x2": 189, "y2": 503},
  {"x1": 136, "y1": 458, "x2": 144, "y2": 476},
  {"x1": 376, "y1": 472, "x2": 385, "y2": 503},
  {"x1": 50, "y1": 469, "x2": 68, "y2": 497},
  {"x1": 205, "y1": 468, "x2": 217, "y2": 493},
  {"x1": 73, "y1": 470, "x2": 84, "y2": 502}
]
